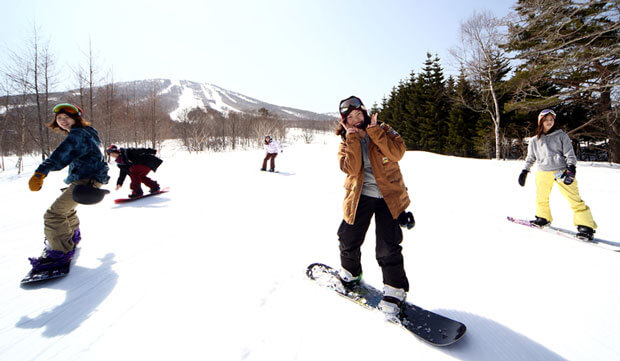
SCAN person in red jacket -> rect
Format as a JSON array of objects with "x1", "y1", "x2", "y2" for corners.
[{"x1": 106, "y1": 145, "x2": 162, "y2": 198}]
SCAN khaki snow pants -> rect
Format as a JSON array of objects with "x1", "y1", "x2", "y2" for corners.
[
  {"x1": 44, "y1": 179, "x2": 102, "y2": 253},
  {"x1": 535, "y1": 171, "x2": 597, "y2": 229}
]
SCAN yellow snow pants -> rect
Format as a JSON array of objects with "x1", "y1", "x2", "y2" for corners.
[{"x1": 535, "y1": 171, "x2": 597, "y2": 229}]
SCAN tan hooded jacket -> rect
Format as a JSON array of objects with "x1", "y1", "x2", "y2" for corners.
[{"x1": 338, "y1": 123, "x2": 410, "y2": 224}]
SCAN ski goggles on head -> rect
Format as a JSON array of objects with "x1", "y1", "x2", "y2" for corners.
[
  {"x1": 53, "y1": 103, "x2": 82, "y2": 116},
  {"x1": 339, "y1": 96, "x2": 366, "y2": 117},
  {"x1": 538, "y1": 109, "x2": 556, "y2": 118}
]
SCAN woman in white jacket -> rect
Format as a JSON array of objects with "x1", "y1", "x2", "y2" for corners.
[
  {"x1": 518, "y1": 109, "x2": 597, "y2": 240},
  {"x1": 261, "y1": 135, "x2": 281, "y2": 172}
]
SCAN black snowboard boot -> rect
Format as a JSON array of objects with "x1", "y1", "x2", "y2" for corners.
[
  {"x1": 530, "y1": 216, "x2": 550, "y2": 228},
  {"x1": 576, "y1": 225, "x2": 595, "y2": 241}
]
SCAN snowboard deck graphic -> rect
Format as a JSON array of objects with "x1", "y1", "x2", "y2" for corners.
[
  {"x1": 306, "y1": 263, "x2": 467, "y2": 346},
  {"x1": 114, "y1": 187, "x2": 170, "y2": 204},
  {"x1": 507, "y1": 216, "x2": 620, "y2": 252}
]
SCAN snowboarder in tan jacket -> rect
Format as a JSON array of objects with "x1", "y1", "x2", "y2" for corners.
[{"x1": 335, "y1": 95, "x2": 413, "y2": 318}]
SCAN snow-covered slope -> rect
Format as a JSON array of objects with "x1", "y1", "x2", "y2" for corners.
[
  {"x1": 159, "y1": 79, "x2": 336, "y2": 121},
  {"x1": 1, "y1": 133, "x2": 619, "y2": 361}
]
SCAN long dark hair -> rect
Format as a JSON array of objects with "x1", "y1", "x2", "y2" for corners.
[
  {"x1": 334, "y1": 112, "x2": 371, "y2": 140},
  {"x1": 535, "y1": 117, "x2": 557, "y2": 139},
  {"x1": 47, "y1": 111, "x2": 91, "y2": 134}
]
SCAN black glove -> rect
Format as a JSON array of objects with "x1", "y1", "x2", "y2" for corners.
[
  {"x1": 398, "y1": 211, "x2": 415, "y2": 230},
  {"x1": 563, "y1": 164, "x2": 576, "y2": 185},
  {"x1": 518, "y1": 170, "x2": 529, "y2": 187}
]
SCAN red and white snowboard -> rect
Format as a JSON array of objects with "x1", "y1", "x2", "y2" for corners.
[{"x1": 114, "y1": 187, "x2": 170, "y2": 204}]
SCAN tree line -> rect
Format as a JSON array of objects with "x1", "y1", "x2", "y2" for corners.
[
  {"x1": 378, "y1": 0, "x2": 618, "y2": 162},
  {"x1": 176, "y1": 107, "x2": 287, "y2": 152}
]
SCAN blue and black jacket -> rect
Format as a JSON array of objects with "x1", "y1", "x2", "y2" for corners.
[{"x1": 35, "y1": 126, "x2": 110, "y2": 184}]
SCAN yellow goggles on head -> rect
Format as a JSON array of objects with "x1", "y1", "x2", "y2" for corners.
[{"x1": 53, "y1": 103, "x2": 82, "y2": 116}]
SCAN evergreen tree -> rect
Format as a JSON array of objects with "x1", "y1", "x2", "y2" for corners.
[
  {"x1": 414, "y1": 53, "x2": 449, "y2": 154},
  {"x1": 445, "y1": 72, "x2": 480, "y2": 157},
  {"x1": 380, "y1": 78, "x2": 418, "y2": 149},
  {"x1": 505, "y1": 0, "x2": 620, "y2": 162}
]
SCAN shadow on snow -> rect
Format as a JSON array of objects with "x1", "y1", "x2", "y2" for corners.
[
  {"x1": 437, "y1": 309, "x2": 568, "y2": 361},
  {"x1": 16, "y1": 253, "x2": 118, "y2": 337}
]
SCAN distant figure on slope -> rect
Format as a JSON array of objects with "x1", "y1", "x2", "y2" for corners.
[
  {"x1": 261, "y1": 135, "x2": 282, "y2": 172},
  {"x1": 106, "y1": 145, "x2": 162, "y2": 198},
  {"x1": 335, "y1": 95, "x2": 414, "y2": 319},
  {"x1": 27, "y1": 103, "x2": 110, "y2": 271},
  {"x1": 518, "y1": 109, "x2": 597, "y2": 240}
]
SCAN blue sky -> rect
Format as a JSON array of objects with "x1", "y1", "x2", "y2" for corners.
[{"x1": 0, "y1": 0, "x2": 515, "y2": 113}]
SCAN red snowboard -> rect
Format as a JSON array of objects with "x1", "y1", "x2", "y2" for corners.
[{"x1": 114, "y1": 187, "x2": 170, "y2": 204}]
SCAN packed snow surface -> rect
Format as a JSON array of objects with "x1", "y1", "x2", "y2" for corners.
[{"x1": 1, "y1": 132, "x2": 619, "y2": 361}]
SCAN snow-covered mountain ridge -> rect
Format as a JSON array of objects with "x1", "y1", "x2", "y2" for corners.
[{"x1": 108, "y1": 79, "x2": 337, "y2": 121}]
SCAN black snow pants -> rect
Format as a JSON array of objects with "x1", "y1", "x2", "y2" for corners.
[{"x1": 337, "y1": 195, "x2": 409, "y2": 291}]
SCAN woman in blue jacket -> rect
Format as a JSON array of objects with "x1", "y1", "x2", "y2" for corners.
[{"x1": 27, "y1": 103, "x2": 109, "y2": 271}]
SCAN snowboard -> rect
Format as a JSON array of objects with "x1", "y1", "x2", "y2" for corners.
[
  {"x1": 114, "y1": 187, "x2": 170, "y2": 204},
  {"x1": 507, "y1": 216, "x2": 620, "y2": 252},
  {"x1": 306, "y1": 263, "x2": 467, "y2": 346},
  {"x1": 21, "y1": 262, "x2": 70, "y2": 284}
]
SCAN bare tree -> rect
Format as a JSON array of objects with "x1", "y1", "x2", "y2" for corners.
[
  {"x1": 228, "y1": 111, "x2": 242, "y2": 150},
  {"x1": 29, "y1": 26, "x2": 47, "y2": 160},
  {"x1": 0, "y1": 80, "x2": 10, "y2": 171},
  {"x1": 41, "y1": 39, "x2": 57, "y2": 156},
  {"x1": 301, "y1": 131, "x2": 315, "y2": 144},
  {"x1": 98, "y1": 69, "x2": 119, "y2": 151},
  {"x1": 9, "y1": 62, "x2": 31, "y2": 174},
  {"x1": 451, "y1": 11, "x2": 510, "y2": 159},
  {"x1": 85, "y1": 38, "x2": 97, "y2": 123},
  {"x1": 130, "y1": 83, "x2": 140, "y2": 147},
  {"x1": 143, "y1": 81, "x2": 171, "y2": 149},
  {"x1": 178, "y1": 107, "x2": 211, "y2": 152},
  {"x1": 251, "y1": 108, "x2": 285, "y2": 146}
]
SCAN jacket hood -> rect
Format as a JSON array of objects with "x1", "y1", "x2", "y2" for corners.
[
  {"x1": 544, "y1": 129, "x2": 563, "y2": 137},
  {"x1": 71, "y1": 126, "x2": 102, "y2": 145}
]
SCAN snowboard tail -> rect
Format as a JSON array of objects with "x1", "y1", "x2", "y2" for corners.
[
  {"x1": 306, "y1": 263, "x2": 467, "y2": 346},
  {"x1": 507, "y1": 216, "x2": 620, "y2": 252}
]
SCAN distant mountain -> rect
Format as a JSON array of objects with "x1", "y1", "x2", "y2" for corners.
[
  {"x1": 323, "y1": 112, "x2": 341, "y2": 119},
  {"x1": 106, "y1": 79, "x2": 337, "y2": 122}
]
